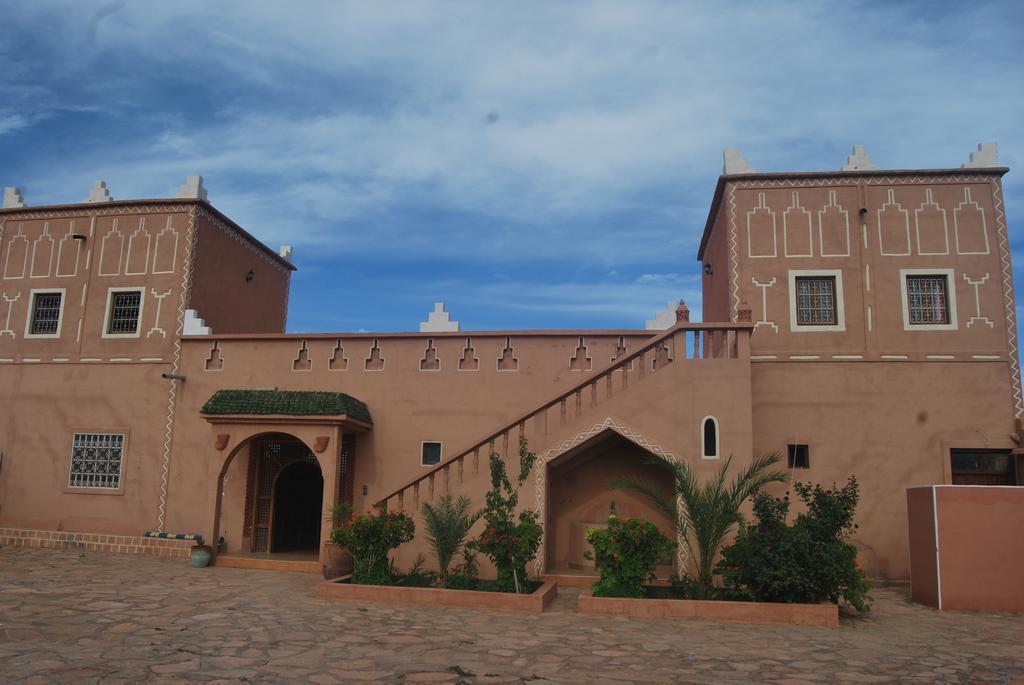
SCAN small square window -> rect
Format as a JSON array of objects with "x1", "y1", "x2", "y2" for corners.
[
  {"x1": 795, "y1": 277, "x2": 837, "y2": 325},
  {"x1": 906, "y1": 275, "x2": 950, "y2": 325},
  {"x1": 107, "y1": 290, "x2": 142, "y2": 335},
  {"x1": 787, "y1": 444, "x2": 809, "y2": 469},
  {"x1": 29, "y1": 292, "x2": 63, "y2": 335},
  {"x1": 421, "y1": 442, "x2": 442, "y2": 466}
]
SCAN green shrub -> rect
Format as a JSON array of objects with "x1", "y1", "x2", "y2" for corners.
[
  {"x1": 614, "y1": 453, "x2": 788, "y2": 599},
  {"x1": 393, "y1": 553, "x2": 437, "y2": 587},
  {"x1": 470, "y1": 437, "x2": 543, "y2": 593},
  {"x1": 421, "y1": 494, "x2": 481, "y2": 583},
  {"x1": 330, "y1": 505, "x2": 415, "y2": 585},
  {"x1": 444, "y1": 547, "x2": 481, "y2": 590},
  {"x1": 585, "y1": 514, "x2": 675, "y2": 598},
  {"x1": 716, "y1": 476, "x2": 872, "y2": 612}
]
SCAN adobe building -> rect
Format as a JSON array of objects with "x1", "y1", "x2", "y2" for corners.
[{"x1": 0, "y1": 145, "x2": 1020, "y2": 583}]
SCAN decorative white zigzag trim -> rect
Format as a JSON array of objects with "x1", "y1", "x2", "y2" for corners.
[
  {"x1": 992, "y1": 181, "x2": 1023, "y2": 418},
  {"x1": 157, "y1": 205, "x2": 199, "y2": 531}
]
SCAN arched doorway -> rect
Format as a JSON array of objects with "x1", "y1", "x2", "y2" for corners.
[
  {"x1": 271, "y1": 460, "x2": 324, "y2": 552},
  {"x1": 546, "y1": 430, "x2": 676, "y2": 575}
]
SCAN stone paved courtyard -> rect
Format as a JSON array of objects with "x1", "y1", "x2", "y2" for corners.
[{"x1": 0, "y1": 547, "x2": 1021, "y2": 684}]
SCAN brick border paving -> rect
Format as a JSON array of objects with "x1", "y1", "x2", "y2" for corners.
[{"x1": 0, "y1": 547, "x2": 1021, "y2": 684}]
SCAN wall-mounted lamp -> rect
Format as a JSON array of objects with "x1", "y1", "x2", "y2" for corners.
[
  {"x1": 161, "y1": 372, "x2": 186, "y2": 381},
  {"x1": 703, "y1": 262, "x2": 713, "y2": 276},
  {"x1": 858, "y1": 207, "x2": 868, "y2": 215},
  {"x1": 72, "y1": 234, "x2": 87, "y2": 241},
  {"x1": 245, "y1": 269, "x2": 255, "y2": 282}
]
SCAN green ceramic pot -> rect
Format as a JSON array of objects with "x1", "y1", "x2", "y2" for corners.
[{"x1": 190, "y1": 544, "x2": 213, "y2": 568}]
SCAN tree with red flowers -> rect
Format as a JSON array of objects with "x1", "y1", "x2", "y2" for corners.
[{"x1": 471, "y1": 436, "x2": 542, "y2": 593}]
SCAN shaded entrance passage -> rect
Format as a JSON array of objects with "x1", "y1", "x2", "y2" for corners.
[
  {"x1": 244, "y1": 434, "x2": 323, "y2": 554},
  {"x1": 271, "y1": 460, "x2": 323, "y2": 552},
  {"x1": 546, "y1": 431, "x2": 676, "y2": 574}
]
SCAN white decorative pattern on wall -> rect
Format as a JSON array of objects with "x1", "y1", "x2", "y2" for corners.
[
  {"x1": 0, "y1": 292, "x2": 20, "y2": 337},
  {"x1": 746, "y1": 192, "x2": 778, "y2": 258},
  {"x1": 962, "y1": 273, "x2": 993, "y2": 328},
  {"x1": 125, "y1": 218, "x2": 151, "y2": 276},
  {"x1": 877, "y1": 189, "x2": 911, "y2": 256},
  {"x1": 914, "y1": 188, "x2": 949, "y2": 256},
  {"x1": 751, "y1": 276, "x2": 778, "y2": 332},
  {"x1": 3, "y1": 224, "x2": 28, "y2": 280},
  {"x1": 817, "y1": 190, "x2": 851, "y2": 257},
  {"x1": 783, "y1": 191, "x2": 813, "y2": 257},
  {"x1": 29, "y1": 223, "x2": 54, "y2": 278},
  {"x1": 158, "y1": 205, "x2": 199, "y2": 531},
  {"x1": 56, "y1": 222, "x2": 81, "y2": 277},
  {"x1": 954, "y1": 188, "x2": 990, "y2": 255},
  {"x1": 98, "y1": 220, "x2": 124, "y2": 276},
  {"x1": 152, "y1": 216, "x2": 179, "y2": 274},
  {"x1": 146, "y1": 288, "x2": 172, "y2": 338}
]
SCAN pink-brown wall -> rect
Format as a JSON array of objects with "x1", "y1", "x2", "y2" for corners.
[
  {"x1": 0, "y1": 199, "x2": 293, "y2": 535},
  {"x1": 907, "y1": 485, "x2": 1024, "y2": 612},
  {"x1": 188, "y1": 212, "x2": 291, "y2": 334},
  {"x1": 0, "y1": 201, "x2": 194, "y2": 534}
]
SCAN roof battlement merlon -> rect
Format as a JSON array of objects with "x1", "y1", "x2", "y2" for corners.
[
  {"x1": 696, "y1": 165, "x2": 1010, "y2": 261},
  {"x1": 0, "y1": 197, "x2": 295, "y2": 272}
]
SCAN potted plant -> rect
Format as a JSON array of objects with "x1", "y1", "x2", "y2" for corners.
[
  {"x1": 190, "y1": 543, "x2": 213, "y2": 568},
  {"x1": 322, "y1": 503, "x2": 355, "y2": 580}
]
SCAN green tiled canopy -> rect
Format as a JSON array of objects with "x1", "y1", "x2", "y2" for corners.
[{"x1": 201, "y1": 389, "x2": 371, "y2": 423}]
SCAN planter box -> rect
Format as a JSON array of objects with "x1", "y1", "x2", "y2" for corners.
[
  {"x1": 315, "y1": 576, "x2": 558, "y2": 613},
  {"x1": 577, "y1": 589, "x2": 838, "y2": 627}
]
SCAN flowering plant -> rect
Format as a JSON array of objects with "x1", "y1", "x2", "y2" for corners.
[
  {"x1": 330, "y1": 503, "x2": 415, "y2": 585},
  {"x1": 585, "y1": 514, "x2": 675, "y2": 598},
  {"x1": 470, "y1": 437, "x2": 543, "y2": 593}
]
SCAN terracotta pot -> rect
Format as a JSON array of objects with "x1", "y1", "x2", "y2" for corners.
[
  {"x1": 322, "y1": 542, "x2": 353, "y2": 580},
  {"x1": 191, "y1": 544, "x2": 213, "y2": 568}
]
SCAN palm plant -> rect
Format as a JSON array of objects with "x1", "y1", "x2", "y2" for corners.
[
  {"x1": 421, "y1": 494, "x2": 481, "y2": 583},
  {"x1": 614, "y1": 453, "x2": 787, "y2": 598}
]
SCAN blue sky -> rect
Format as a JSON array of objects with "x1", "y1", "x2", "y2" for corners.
[{"x1": 2, "y1": 1, "x2": 1023, "y2": 333}]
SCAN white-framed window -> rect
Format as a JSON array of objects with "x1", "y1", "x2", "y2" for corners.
[
  {"x1": 701, "y1": 416, "x2": 719, "y2": 459},
  {"x1": 899, "y1": 268, "x2": 958, "y2": 331},
  {"x1": 24, "y1": 288, "x2": 66, "y2": 339},
  {"x1": 68, "y1": 433, "x2": 125, "y2": 489},
  {"x1": 788, "y1": 269, "x2": 846, "y2": 332},
  {"x1": 421, "y1": 441, "x2": 443, "y2": 466},
  {"x1": 102, "y1": 287, "x2": 145, "y2": 338}
]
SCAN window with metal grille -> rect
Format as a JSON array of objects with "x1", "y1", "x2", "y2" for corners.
[
  {"x1": 107, "y1": 291, "x2": 142, "y2": 334},
  {"x1": 30, "y1": 292, "x2": 62, "y2": 334},
  {"x1": 794, "y1": 276, "x2": 837, "y2": 325},
  {"x1": 68, "y1": 433, "x2": 124, "y2": 488},
  {"x1": 950, "y1": 449, "x2": 1015, "y2": 485},
  {"x1": 421, "y1": 442, "x2": 442, "y2": 466},
  {"x1": 788, "y1": 444, "x2": 809, "y2": 469},
  {"x1": 906, "y1": 275, "x2": 950, "y2": 325}
]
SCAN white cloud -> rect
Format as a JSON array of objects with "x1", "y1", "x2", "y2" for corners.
[{"x1": 5, "y1": 1, "x2": 1024, "y2": 330}]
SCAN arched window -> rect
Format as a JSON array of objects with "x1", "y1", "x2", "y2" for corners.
[{"x1": 701, "y1": 416, "x2": 719, "y2": 459}]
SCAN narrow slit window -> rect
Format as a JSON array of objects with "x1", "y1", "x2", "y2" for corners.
[
  {"x1": 30, "y1": 292, "x2": 63, "y2": 335},
  {"x1": 906, "y1": 275, "x2": 950, "y2": 325},
  {"x1": 701, "y1": 417, "x2": 719, "y2": 459},
  {"x1": 108, "y1": 290, "x2": 142, "y2": 334},
  {"x1": 421, "y1": 442, "x2": 442, "y2": 466},
  {"x1": 788, "y1": 444, "x2": 809, "y2": 469},
  {"x1": 795, "y1": 276, "x2": 837, "y2": 325}
]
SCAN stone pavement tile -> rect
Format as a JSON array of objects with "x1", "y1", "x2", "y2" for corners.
[{"x1": 1, "y1": 547, "x2": 1022, "y2": 684}]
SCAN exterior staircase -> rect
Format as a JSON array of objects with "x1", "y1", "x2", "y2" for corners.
[{"x1": 374, "y1": 319, "x2": 753, "y2": 516}]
